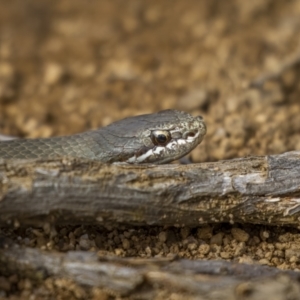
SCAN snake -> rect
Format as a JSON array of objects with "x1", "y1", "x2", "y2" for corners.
[{"x1": 0, "y1": 110, "x2": 206, "y2": 164}]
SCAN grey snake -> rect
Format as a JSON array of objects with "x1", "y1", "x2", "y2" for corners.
[{"x1": 0, "y1": 110, "x2": 206, "y2": 164}]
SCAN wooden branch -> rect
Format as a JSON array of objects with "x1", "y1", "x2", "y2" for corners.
[
  {"x1": 1, "y1": 151, "x2": 300, "y2": 227},
  {"x1": 0, "y1": 238, "x2": 299, "y2": 299}
]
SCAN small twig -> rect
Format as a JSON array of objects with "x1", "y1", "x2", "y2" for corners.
[{"x1": 249, "y1": 53, "x2": 300, "y2": 88}]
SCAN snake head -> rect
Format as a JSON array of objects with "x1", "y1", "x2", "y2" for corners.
[
  {"x1": 107, "y1": 110, "x2": 206, "y2": 164},
  {"x1": 0, "y1": 109, "x2": 206, "y2": 163}
]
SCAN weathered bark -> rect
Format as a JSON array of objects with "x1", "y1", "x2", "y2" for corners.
[
  {"x1": 1, "y1": 151, "x2": 300, "y2": 227},
  {"x1": 0, "y1": 238, "x2": 299, "y2": 299}
]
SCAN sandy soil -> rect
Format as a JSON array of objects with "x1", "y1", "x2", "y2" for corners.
[{"x1": 1, "y1": 0, "x2": 300, "y2": 298}]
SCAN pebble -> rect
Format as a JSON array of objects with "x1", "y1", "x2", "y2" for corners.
[
  {"x1": 198, "y1": 244, "x2": 210, "y2": 255},
  {"x1": 79, "y1": 234, "x2": 91, "y2": 250},
  {"x1": 275, "y1": 242, "x2": 286, "y2": 250},
  {"x1": 44, "y1": 63, "x2": 65, "y2": 85},
  {"x1": 178, "y1": 89, "x2": 208, "y2": 110},
  {"x1": 285, "y1": 249, "x2": 300, "y2": 260},
  {"x1": 197, "y1": 226, "x2": 213, "y2": 239},
  {"x1": 258, "y1": 258, "x2": 270, "y2": 265},
  {"x1": 259, "y1": 230, "x2": 270, "y2": 241},
  {"x1": 231, "y1": 228, "x2": 250, "y2": 242},
  {"x1": 220, "y1": 251, "x2": 232, "y2": 259},
  {"x1": 180, "y1": 227, "x2": 190, "y2": 239},
  {"x1": 122, "y1": 238, "x2": 130, "y2": 250},
  {"x1": 210, "y1": 233, "x2": 224, "y2": 246},
  {"x1": 115, "y1": 248, "x2": 125, "y2": 256},
  {"x1": 289, "y1": 256, "x2": 298, "y2": 263},
  {"x1": 187, "y1": 243, "x2": 198, "y2": 251},
  {"x1": 234, "y1": 242, "x2": 246, "y2": 257}
]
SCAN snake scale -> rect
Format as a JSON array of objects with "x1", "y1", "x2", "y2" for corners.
[{"x1": 0, "y1": 110, "x2": 206, "y2": 164}]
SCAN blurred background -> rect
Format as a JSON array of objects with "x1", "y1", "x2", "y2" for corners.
[{"x1": 1, "y1": 0, "x2": 300, "y2": 162}]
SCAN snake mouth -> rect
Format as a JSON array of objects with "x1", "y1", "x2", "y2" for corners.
[{"x1": 126, "y1": 125, "x2": 206, "y2": 164}]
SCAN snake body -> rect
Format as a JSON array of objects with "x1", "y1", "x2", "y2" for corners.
[{"x1": 0, "y1": 110, "x2": 206, "y2": 164}]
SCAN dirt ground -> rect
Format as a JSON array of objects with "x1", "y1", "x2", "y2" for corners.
[{"x1": 1, "y1": 0, "x2": 300, "y2": 299}]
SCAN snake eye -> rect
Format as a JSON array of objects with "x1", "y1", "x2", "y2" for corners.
[{"x1": 151, "y1": 130, "x2": 171, "y2": 146}]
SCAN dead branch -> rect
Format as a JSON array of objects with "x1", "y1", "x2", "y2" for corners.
[
  {"x1": 1, "y1": 151, "x2": 300, "y2": 227},
  {"x1": 0, "y1": 238, "x2": 299, "y2": 299}
]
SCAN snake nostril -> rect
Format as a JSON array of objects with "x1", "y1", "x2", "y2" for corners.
[
  {"x1": 187, "y1": 132, "x2": 195, "y2": 137},
  {"x1": 183, "y1": 130, "x2": 197, "y2": 139}
]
